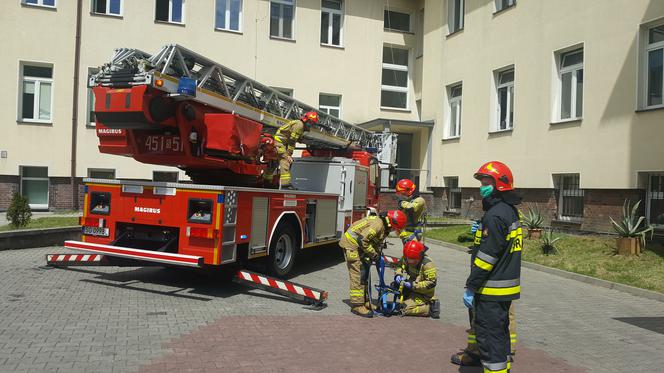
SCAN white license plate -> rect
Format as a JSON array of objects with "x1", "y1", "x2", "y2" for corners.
[{"x1": 82, "y1": 226, "x2": 110, "y2": 237}]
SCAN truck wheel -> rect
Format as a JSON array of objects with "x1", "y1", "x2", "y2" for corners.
[{"x1": 268, "y1": 224, "x2": 297, "y2": 278}]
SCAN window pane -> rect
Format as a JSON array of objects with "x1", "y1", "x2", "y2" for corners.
[
  {"x1": 383, "y1": 47, "x2": 408, "y2": 66},
  {"x1": 24, "y1": 65, "x2": 52, "y2": 79},
  {"x1": 329, "y1": 109, "x2": 340, "y2": 117},
  {"x1": 453, "y1": 0, "x2": 463, "y2": 30},
  {"x1": 649, "y1": 25, "x2": 664, "y2": 44},
  {"x1": 282, "y1": 5, "x2": 293, "y2": 38},
  {"x1": 381, "y1": 90, "x2": 407, "y2": 108},
  {"x1": 43, "y1": 0, "x2": 55, "y2": 5},
  {"x1": 26, "y1": 0, "x2": 38, "y2": 4},
  {"x1": 450, "y1": 103, "x2": 458, "y2": 137},
  {"x1": 561, "y1": 71, "x2": 572, "y2": 119},
  {"x1": 320, "y1": 12, "x2": 329, "y2": 43},
  {"x1": 499, "y1": 70, "x2": 514, "y2": 84},
  {"x1": 230, "y1": 0, "x2": 241, "y2": 30},
  {"x1": 508, "y1": 85, "x2": 514, "y2": 127},
  {"x1": 563, "y1": 196, "x2": 584, "y2": 217},
  {"x1": 650, "y1": 199, "x2": 664, "y2": 225},
  {"x1": 319, "y1": 94, "x2": 340, "y2": 106},
  {"x1": 171, "y1": 0, "x2": 183, "y2": 22},
  {"x1": 562, "y1": 50, "x2": 583, "y2": 67},
  {"x1": 451, "y1": 85, "x2": 462, "y2": 97},
  {"x1": 322, "y1": 0, "x2": 341, "y2": 10},
  {"x1": 648, "y1": 49, "x2": 663, "y2": 106},
  {"x1": 332, "y1": 13, "x2": 341, "y2": 45},
  {"x1": 94, "y1": 0, "x2": 107, "y2": 13},
  {"x1": 23, "y1": 166, "x2": 48, "y2": 178},
  {"x1": 381, "y1": 69, "x2": 408, "y2": 87},
  {"x1": 156, "y1": 0, "x2": 169, "y2": 21},
  {"x1": 22, "y1": 179, "x2": 49, "y2": 206},
  {"x1": 498, "y1": 87, "x2": 508, "y2": 129},
  {"x1": 88, "y1": 88, "x2": 96, "y2": 123},
  {"x1": 216, "y1": 0, "x2": 227, "y2": 28},
  {"x1": 384, "y1": 10, "x2": 410, "y2": 32},
  {"x1": 575, "y1": 69, "x2": 583, "y2": 117},
  {"x1": 89, "y1": 169, "x2": 115, "y2": 179},
  {"x1": 109, "y1": 0, "x2": 121, "y2": 14},
  {"x1": 270, "y1": 3, "x2": 280, "y2": 36},
  {"x1": 22, "y1": 81, "x2": 35, "y2": 119},
  {"x1": 39, "y1": 82, "x2": 51, "y2": 120}
]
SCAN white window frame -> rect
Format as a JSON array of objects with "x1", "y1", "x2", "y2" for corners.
[
  {"x1": 493, "y1": 67, "x2": 514, "y2": 132},
  {"x1": 18, "y1": 62, "x2": 54, "y2": 124},
  {"x1": 22, "y1": 0, "x2": 56, "y2": 8},
  {"x1": 554, "y1": 47, "x2": 584, "y2": 122},
  {"x1": 270, "y1": 0, "x2": 296, "y2": 40},
  {"x1": 88, "y1": 168, "x2": 116, "y2": 179},
  {"x1": 381, "y1": 46, "x2": 410, "y2": 111},
  {"x1": 494, "y1": 0, "x2": 515, "y2": 13},
  {"x1": 321, "y1": 0, "x2": 343, "y2": 47},
  {"x1": 641, "y1": 22, "x2": 664, "y2": 110},
  {"x1": 153, "y1": 171, "x2": 179, "y2": 182},
  {"x1": 384, "y1": 9, "x2": 411, "y2": 33},
  {"x1": 91, "y1": 0, "x2": 123, "y2": 16},
  {"x1": 155, "y1": 0, "x2": 186, "y2": 24},
  {"x1": 319, "y1": 93, "x2": 341, "y2": 118},
  {"x1": 20, "y1": 166, "x2": 49, "y2": 210},
  {"x1": 555, "y1": 174, "x2": 584, "y2": 221},
  {"x1": 444, "y1": 176, "x2": 462, "y2": 211},
  {"x1": 445, "y1": 84, "x2": 462, "y2": 139},
  {"x1": 647, "y1": 173, "x2": 664, "y2": 227},
  {"x1": 215, "y1": 0, "x2": 243, "y2": 32},
  {"x1": 448, "y1": 0, "x2": 464, "y2": 34}
]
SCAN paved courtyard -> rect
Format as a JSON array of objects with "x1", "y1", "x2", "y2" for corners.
[{"x1": 0, "y1": 238, "x2": 663, "y2": 372}]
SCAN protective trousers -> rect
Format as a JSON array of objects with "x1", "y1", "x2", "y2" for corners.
[
  {"x1": 342, "y1": 247, "x2": 365, "y2": 306},
  {"x1": 475, "y1": 300, "x2": 512, "y2": 373},
  {"x1": 401, "y1": 293, "x2": 431, "y2": 316},
  {"x1": 466, "y1": 303, "x2": 517, "y2": 356}
]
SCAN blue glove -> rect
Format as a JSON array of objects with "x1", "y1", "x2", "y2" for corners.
[
  {"x1": 463, "y1": 289, "x2": 475, "y2": 309},
  {"x1": 401, "y1": 280, "x2": 412, "y2": 289},
  {"x1": 470, "y1": 221, "x2": 480, "y2": 235},
  {"x1": 394, "y1": 275, "x2": 404, "y2": 284}
]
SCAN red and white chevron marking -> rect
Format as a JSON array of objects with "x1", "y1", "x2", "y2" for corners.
[
  {"x1": 236, "y1": 270, "x2": 327, "y2": 301},
  {"x1": 383, "y1": 255, "x2": 400, "y2": 265},
  {"x1": 47, "y1": 254, "x2": 103, "y2": 263}
]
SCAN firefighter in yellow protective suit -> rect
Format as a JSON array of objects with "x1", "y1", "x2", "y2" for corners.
[
  {"x1": 393, "y1": 240, "x2": 440, "y2": 318},
  {"x1": 339, "y1": 210, "x2": 407, "y2": 318},
  {"x1": 263, "y1": 111, "x2": 319, "y2": 189},
  {"x1": 395, "y1": 179, "x2": 427, "y2": 243}
]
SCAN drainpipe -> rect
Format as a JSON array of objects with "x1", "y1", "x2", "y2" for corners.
[{"x1": 70, "y1": 0, "x2": 83, "y2": 211}]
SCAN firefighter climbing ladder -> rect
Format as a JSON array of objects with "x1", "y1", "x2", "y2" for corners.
[{"x1": 90, "y1": 44, "x2": 389, "y2": 152}]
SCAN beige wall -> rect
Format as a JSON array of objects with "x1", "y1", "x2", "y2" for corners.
[
  {"x1": 426, "y1": 0, "x2": 664, "y2": 190},
  {"x1": 2, "y1": 0, "x2": 424, "y2": 180}
]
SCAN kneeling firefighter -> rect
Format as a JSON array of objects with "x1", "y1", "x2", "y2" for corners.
[
  {"x1": 339, "y1": 210, "x2": 407, "y2": 318},
  {"x1": 393, "y1": 240, "x2": 440, "y2": 318}
]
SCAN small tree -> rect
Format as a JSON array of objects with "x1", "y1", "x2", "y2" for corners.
[{"x1": 6, "y1": 193, "x2": 32, "y2": 229}]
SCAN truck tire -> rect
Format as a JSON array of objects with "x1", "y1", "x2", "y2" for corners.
[{"x1": 268, "y1": 224, "x2": 297, "y2": 278}]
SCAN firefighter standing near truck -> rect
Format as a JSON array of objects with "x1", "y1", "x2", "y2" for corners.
[
  {"x1": 395, "y1": 179, "x2": 427, "y2": 243},
  {"x1": 393, "y1": 240, "x2": 440, "y2": 318},
  {"x1": 264, "y1": 111, "x2": 319, "y2": 189},
  {"x1": 453, "y1": 161, "x2": 522, "y2": 373},
  {"x1": 339, "y1": 210, "x2": 408, "y2": 318}
]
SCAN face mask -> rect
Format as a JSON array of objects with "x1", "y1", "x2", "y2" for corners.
[{"x1": 480, "y1": 185, "x2": 494, "y2": 198}]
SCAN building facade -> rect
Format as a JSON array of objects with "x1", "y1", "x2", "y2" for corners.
[{"x1": 1, "y1": 0, "x2": 663, "y2": 233}]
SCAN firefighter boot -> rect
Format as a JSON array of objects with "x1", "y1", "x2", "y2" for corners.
[
  {"x1": 351, "y1": 305, "x2": 373, "y2": 318},
  {"x1": 429, "y1": 299, "x2": 441, "y2": 319},
  {"x1": 450, "y1": 351, "x2": 481, "y2": 367}
]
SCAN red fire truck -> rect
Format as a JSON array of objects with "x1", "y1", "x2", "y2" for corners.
[{"x1": 56, "y1": 44, "x2": 397, "y2": 279}]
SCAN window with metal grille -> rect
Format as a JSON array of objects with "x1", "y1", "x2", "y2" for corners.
[
  {"x1": 445, "y1": 177, "x2": 462, "y2": 211},
  {"x1": 648, "y1": 174, "x2": 664, "y2": 226},
  {"x1": 556, "y1": 174, "x2": 584, "y2": 219}
]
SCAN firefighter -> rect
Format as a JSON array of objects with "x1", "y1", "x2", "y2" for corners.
[
  {"x1": 339, "y1": 210, "x2": 407, "y2": 318},
  {"x1": 453, "y1": 161, "x2": 522, "y2": 373},
  {"x1": 452, "y1": 221, "x2": 518, "y2": 366},
  {"x1": 265, "y1": 111, "x2": 319, "y2": 189},
  {"x1": 395, "y1": 179, "x2": 427, "y2": 243},
  {"x1": 393, "y1": 240, "x2": 440, "y2": 318}
]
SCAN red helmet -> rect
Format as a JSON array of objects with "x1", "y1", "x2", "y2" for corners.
[
  {"x1": 403, "y1": 240, "x2": 426, "y2": 260},
  {"x1": 395, "y1": 179, "x2": 416, "y2": 197},
  {"x1": 302, "y1": 111, "x2": 319, "y2": 125},
  {"x1": 386, "y1": 210, "x2": 407, "y2": 231},
  {"x1": 474, "y1": 161, "x2": 514, "y2": 191}
]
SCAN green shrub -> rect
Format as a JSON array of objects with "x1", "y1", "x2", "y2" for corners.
[
  {"x1": 522, "y1": 207, "x2": 545, "y2": 230},
  {"x1": 6, "y1": 193, "x2": 32, "y2": 228},
  {"x1": 457, "y1": 233, "x2": 474, "y2": 243},
  {"x1": 609, "y1": 199, "x2": 653, "y2": 247},
  {"x1": 540, "y1": 229, "x2": 561, "y2": 255}
]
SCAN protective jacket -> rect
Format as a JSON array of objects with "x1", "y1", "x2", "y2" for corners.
[
  {"x1": 395, "y1": 256, "x2": 437, "y2": 299},
  {"x1": 274, "y1": 119, "x2": 305, "y2": 156},
  {"x1": 398, "y1": 194, "x2": 426, "y2": 242},
  {"x1": 339, "y1": 215, "x2": 389, "y2": 260}
]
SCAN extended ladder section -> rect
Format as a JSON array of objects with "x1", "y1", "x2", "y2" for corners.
[{"x1": 90, "y1": 44, "x2": 384, "y2": 151}]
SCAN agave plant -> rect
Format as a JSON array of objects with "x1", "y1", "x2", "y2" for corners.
[
  {"x1": 522, "y1": 207, "x2": 545, "y2": 230},
  {"x1": 609, "y1": 200, "x2": 653, "y2": 247},
  {"x1": 540, "y1": 229, "x2": 561, "y2": 255}
]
